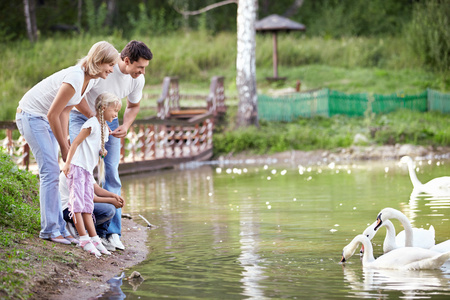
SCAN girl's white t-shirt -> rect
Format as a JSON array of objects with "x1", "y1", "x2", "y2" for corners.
[
  {"x1": 85, "y1": 63, "x2": 145, "y2": 114},
  {"x1": 71, "y1": 117, "x2": 109, "y2": 174},
  {"x1": 18, "y1": 65, "x2": 93, "y2": 120}
]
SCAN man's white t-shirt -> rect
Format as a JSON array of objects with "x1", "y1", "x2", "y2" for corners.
[
  {"x1": 71, "y1": 117, "x2": 109, "y2": 174},
  {"x1": 85, "y1": 63, "x2": 145, "y2": 114},
  {"x1": 19, "y1": 65, "x2": 94, "y2": 120}
]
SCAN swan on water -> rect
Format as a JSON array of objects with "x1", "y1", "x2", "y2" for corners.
[
  {"x1": 400, "y1": 156, "x2": 450, "y2": 195},
  {"x1": 363, "y1": 219, "x2": 435, "y2": 253},
  {"x1": 374, "y1": 207, "x2": 435, "y2": 248},
  {"x1": 340, "y1": 234, "x2": 450, "y2": 270}
]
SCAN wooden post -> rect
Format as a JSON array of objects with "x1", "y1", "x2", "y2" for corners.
[{"x1": 272, "y1": 32, "x2": 278, "y2": 78}]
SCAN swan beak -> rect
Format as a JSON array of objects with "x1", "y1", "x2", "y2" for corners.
[
  {"x1": 340, "y1": 255, "x2": 346, "y2": 263},
  {"x1": 374, "y1": 213, "x2": 382, "y2": 231},
  {"x1": 360, "y1": 245, "x2": 365, "y2": 254}
]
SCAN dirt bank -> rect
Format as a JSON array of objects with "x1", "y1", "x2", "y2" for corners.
[{"x1": 23, "y1": 218, "x2": 149, "y2": 300}]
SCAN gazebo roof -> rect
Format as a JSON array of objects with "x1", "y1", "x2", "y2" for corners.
[{"x1": 255, "y1": 14, "x2": 306, "y2": 32}]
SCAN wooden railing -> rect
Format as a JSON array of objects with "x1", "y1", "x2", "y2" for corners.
[
  {"x1": 157, "y1": 76, "x2": 226, "y2": 120},
  {"x1": 0, "y1": 115, "x2": 214, "y2": 175}
]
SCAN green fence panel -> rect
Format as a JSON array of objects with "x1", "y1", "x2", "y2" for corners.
[
  {"x1": 373, "y1": 91, "x2": 428, "y2": 114},
  {"x1": 428, "y1": 89, "x2": 450, "y2": 113},
  {"x1": 258, "y1": 94, "x2": 294, "y2": 121},
  {"x1": 258, "y1": 89, "x2": 329, "y2": 121},
  {"x1": 258, "y1": 89, "x2": 448, "y2": 122},
  {"x1": 328, "y1": 90, "x2": 368, "y2": 117},
  {"x1": 290, "y1": 88, "x2": 329, "y2": 119}
]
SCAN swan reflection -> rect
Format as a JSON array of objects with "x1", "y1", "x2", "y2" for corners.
[{"x1": 343, "y1": 262, "x2": 450, "y2": 299}]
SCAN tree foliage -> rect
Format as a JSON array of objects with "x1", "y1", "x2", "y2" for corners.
[{"x1": 405, "y1": 0, "x2": 450, "y2": 74}]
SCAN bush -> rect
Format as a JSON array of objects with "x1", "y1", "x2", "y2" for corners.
[
  {"x1": 405, "y1": 0, "x2": 450, "y2": 74},
  {"x1": 0, "y1": 149, "x2": 40, "y2": 234}
]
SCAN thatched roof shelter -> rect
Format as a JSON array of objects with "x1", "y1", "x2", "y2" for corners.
[{"x1": 255, "y1": 14, "x2": 306, "y2": 79}]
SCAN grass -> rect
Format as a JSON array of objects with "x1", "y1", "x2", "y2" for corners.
[
  {"x1": 1, "y1": 32, "x2": 449, "y2": 121},
  {"x1": 213, "y1": 108, "x2": 450, "y2": 156}
]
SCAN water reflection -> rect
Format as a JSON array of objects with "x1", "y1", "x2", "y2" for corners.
[
  {"x1": 238, "y1": 200, "x2": 268, "y2": 299},
  {"x1": 98, "y1": 160, "x2": 450, "y2": 299},
  {"x1": 343, "y1": 262, "x2": 450, "y2": 299}
]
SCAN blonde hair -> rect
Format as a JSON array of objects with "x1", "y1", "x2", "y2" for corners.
[
  {"x1": 95, "y1": 92, "x2": 122, "y2": 185},
  {"x1": 78, "y1": 41, "x2": 119, "y2": 76}
]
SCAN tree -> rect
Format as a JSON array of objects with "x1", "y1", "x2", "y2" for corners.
[
  {"x1": 23, "y1": 0, "x2": 37, "y2": 42},
  {"x1": 236, "y1": 0, "x2": 258, "y2": 127},
  {"x1": 173, "y1": 0, "x2": 259, "y2": 128}
]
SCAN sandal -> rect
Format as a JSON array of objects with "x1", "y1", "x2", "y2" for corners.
[
  {"x1": 65, "y1": 236, "x2": 79, "y2": 245},
  {"x1": 50, "y1": 237, "x2": 71, "y2": 245}
]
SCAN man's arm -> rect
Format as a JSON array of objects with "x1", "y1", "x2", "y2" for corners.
[{"x1": 111, "y1": 100, "x2": 140, "y2": 138}]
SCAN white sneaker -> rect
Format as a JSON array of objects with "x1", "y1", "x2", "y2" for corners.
[
  {"x1": 93, "y1": 240, "x2": 111, "y2": 255},
  {"x1": 101, "y1": 237, "x2": 116, "y2": 251},
  {"x1": 109, "y1": 233, "x2": 125, "y2": 250},
  {"x1": 66, "y1": 222, "x2": 79, "y2": 239},
  {"x1": 80, "y1": 240, "x2": 101, "y2": 258}
]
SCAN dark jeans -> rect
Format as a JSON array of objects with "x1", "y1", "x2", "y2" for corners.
[{"x1": 63, "y1": 202, "x2": 116, "y2": 238}]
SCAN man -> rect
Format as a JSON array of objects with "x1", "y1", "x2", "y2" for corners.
[
  {"x1": 59, "y1": 172, "x2": 125, "y2": 251},
  {"x1": 69, "y1": 40, "x2": 153, "y2": 250}
]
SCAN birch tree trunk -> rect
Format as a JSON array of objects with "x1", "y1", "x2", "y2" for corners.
[
  {"x1": 106, "y1": 0, "x2": 117, "y2": 27},
  {"x1": 236, "y1": 0, "x2": 259, "y2": 127},
  {"x1": 23, "y1": 0, "x2": 38, "y2": 43}
]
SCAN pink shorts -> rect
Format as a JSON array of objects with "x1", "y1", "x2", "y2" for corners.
[{"x1": 67, "y1": 165, "x2": 94, "y2": 217}]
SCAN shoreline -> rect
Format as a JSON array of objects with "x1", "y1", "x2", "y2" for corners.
[{"x1": 29, "y1": 218, "x2": 149, "y2": 299}]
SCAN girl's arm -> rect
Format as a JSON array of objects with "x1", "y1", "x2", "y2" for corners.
[
  {"x1": 93, "y1": 184, "x2": 124, "y2": 208},
  {"x1": 47, "y1": 83, "x2": 76, "y2": 162},
  {"x1": 62, "y1": 127, "x2": 91, "y2": 176}
]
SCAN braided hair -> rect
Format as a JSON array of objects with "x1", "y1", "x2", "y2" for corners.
[{"x1": 95, "y1": 92, "x2": 121, "y2": 185}]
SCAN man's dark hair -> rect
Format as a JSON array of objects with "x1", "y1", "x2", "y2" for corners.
[{"x1": 120, "y1": 40, "x2": 153, "y2": 63}]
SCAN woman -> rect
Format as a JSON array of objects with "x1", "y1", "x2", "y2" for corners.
[{"x1": 15, "y1": 41, "x2": 119, "y2": 244}]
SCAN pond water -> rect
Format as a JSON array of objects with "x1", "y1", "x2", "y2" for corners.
[{"x1": 99, "y1": 157, "x2": 450, "y2": 299}]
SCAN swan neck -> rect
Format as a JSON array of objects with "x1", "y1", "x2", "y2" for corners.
[
  {"x1": 397, "y1": 215, "x2": 414, "y2": 247},
  {"x1": 358, "y1": 236, "x2": 375, "y2": 265},
  {"x1": 383, "y1": 221, "x2": 397, "y2": 248},
  {"x1": 406, "y1": 161, "x2": 422, "y2": 188}
]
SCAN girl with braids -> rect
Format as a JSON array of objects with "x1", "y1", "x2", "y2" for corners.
[{"x1": 62, "y1": 92, "x2": 122, "y2": 256}]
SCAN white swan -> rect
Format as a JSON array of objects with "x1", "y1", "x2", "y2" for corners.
[
  {"x1": 340, "y1": 234, "x2": 450, "y2": 270},
  {"x1": 374, "y1": 207, "x2": 435, "y2": 248},
  {"x1": 429, "y1": 240, "x2": 450, "y2": 253},
  {"x1": 400, "y1": 156, "x2": 450, "y2": 195},
  {"x1": 363, "y1": 219, "x2": 435, "y2": 253}
]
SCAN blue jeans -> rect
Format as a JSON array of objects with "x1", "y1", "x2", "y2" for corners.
[
  {"x1": 69, "y1": 110, "x2": 122, "y2": 236},
  {"x1": 63, "y1": 202, "x2": 116, "y2": 238},
  {"x1": 15, "y1": 111, "x2": 68, "y2": 239}
]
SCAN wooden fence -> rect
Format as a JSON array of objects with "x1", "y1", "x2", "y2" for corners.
[{"x1": 0, "y1": 114, "x2": 214, "y2": 176}]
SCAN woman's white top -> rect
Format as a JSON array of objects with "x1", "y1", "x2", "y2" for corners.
[
  {"x1": 71, "y1": 117, "x2": 109, "y2": 174},
  {"x1": 18, "y1": 65, "x2": 93, "y2": 120}
]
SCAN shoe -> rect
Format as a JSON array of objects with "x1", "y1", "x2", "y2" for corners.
[
  {"x1": 101, "y1": 237, "x2": 116, "y2": 251},
  {"x1": 80, "y1": 240, "x2": 101, "y2": 257},
  {"x1": 93, "y1": 240, "x2": 111, "y2": 255},
  {"x1": 50, "y1": 237, "x2": 71, "y2": 245},
  {"x1": 109, "y1": 234, "x2": 125, "y2": 250},
  {"x1": 65, "y1": 236, "x2": 79, "y2": 245},
  {"x1": 66, "y1": 222, "x2": 79, "y2": 239}
]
